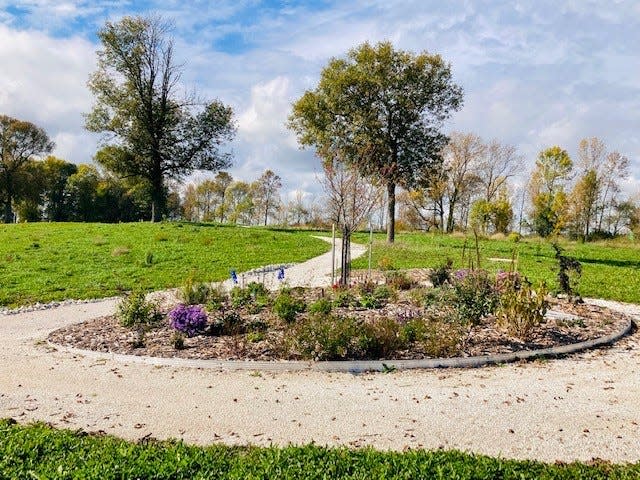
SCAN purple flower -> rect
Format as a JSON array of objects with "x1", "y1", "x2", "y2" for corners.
[
  {"x1": 168, "y1": 304, "x2": 208, "y2": 337},
  {"x1": 453, "y1": 269, "x2": 471, "y2": 282}
]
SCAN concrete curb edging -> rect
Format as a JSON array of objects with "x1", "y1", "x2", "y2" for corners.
[{"x1": 48, "y1": 317, "x2": 634, "y2": 374}]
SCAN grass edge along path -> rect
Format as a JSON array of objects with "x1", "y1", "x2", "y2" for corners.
[
  {"x1": 1, "y1": 419, "x2": 639, "y2": 479},
  {"x1": 0, "y1": 223, "x2": 329, "y2": 307}
]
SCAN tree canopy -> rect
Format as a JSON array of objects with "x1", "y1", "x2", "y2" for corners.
[
  {"x1": 0, "y1": 115, "x2": 54, "y2": 223},
  {"x1": 289, "y1": 41, "x2": 463, "y2": 242},
  {"x1": 85, "y1": 15, "x2": 236, "y2": 221}
]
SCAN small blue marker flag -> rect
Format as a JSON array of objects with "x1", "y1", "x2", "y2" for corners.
[
  {"x1": 230, "y1": 270, "x2": 238, "y2": 284},
  {"x1": 277, "y1": 266, "x2": 285, "y2": 281}
]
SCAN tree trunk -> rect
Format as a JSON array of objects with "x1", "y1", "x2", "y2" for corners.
[
  {"x1": 386, "y1": 181, "x2": 396, "y2": 243},
  {"x1": 150, "y1": 166, "x2": 165, "y2": 222},
  {"x1": 3, "y1": 180, "x2": 13, "y2": 223},
  {"x1": 3, "y1": 195, "x2": 13, "y2": 223},
  {"x1": 340, "y1": 227, "x2": 351, "y2": 286},
  {"x1": 446, "y1": 198, "x2": 456, "y2": 233}
]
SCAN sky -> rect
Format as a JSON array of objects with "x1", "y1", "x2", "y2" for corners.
[{"x1": 1, "y1": 0, "x2": 639, "y2": 203}]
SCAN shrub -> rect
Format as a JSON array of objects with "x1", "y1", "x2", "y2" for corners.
[
  {"x1": 358, "y1": 318, "x2": 406, "y2": 358},
  {"x1": 401, "y1": 313, "x2": 464, "y2": 357},
  {"x1": 117, "y1": 291, "x2": 162, "y2": 328},
  {"x1": 384, "y1": 271, "x2": 414, "y2": 290},
  {"x1": 210, "y1": 311, "x2": 246, "y2": 336},
  {"x1": 172, "y1": 332, "x2": 185, "y2": 350},
  {"x1": 286, "y1": 314, "x2": 358, "y2": 360},
  {"x1": 168, "y1": 304, "x2": 208, "y2": 337},
  {"x1": 230, "y1": 282, "x2": 271, "y2": 311},
  {"x1": 428, "y1": 258, "x2": 453, "y2": 287},
  {"x1": 496, "y1": 279, "x2": 548, "y2": 339},
  {"x1": 179, "y1": 278, "x2": 211, "y2": 305},
  {"x1": 273, "y1": 291, "x2": 306, "y2": 323},
  {"x1": 495, "y1": 270, "x2": 521, "y2": 294},
  {"x1": 451, "y1": 269, "x2": 497, "y2": 324},
  {"x1": 309, "y1": 297, "x2": 332, "y2": 315},
  {"x1": 332, "y1": 289, "x2": 359, "y2": 308},
  {"x1": 206, "y1": 287, "x2": 227, "y2": 312}
]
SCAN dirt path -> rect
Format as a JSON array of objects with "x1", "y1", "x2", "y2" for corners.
[{"x1": 1, "y1": 238, "x2": 639, "y2": 464}]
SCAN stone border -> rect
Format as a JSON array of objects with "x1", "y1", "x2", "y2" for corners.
[{"x1": 49, "y1": 316, "x2": 634, "y2": 373}]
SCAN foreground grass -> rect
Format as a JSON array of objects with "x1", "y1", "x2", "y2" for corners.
[
  {"x1": 351, "y1": 232, "x2": 640, "y2": 304},
  {"x1": 1, "y1": 420, "x2": 638, "y2": 480},
  {"x1": 0, "y1": 223, "x2": 328, "y2": 307}
]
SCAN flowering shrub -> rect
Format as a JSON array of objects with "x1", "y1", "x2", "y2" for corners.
[
  {"x1": 168, "y1": 304, "x2": 208, "y2": 337},
  {"x1": 495, "y1": 271, "x2": 521, "y2": 294}
]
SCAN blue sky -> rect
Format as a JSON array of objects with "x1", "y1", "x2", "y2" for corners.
[{"x1": 1, "y1": 0, "x2": 639, "y2": 202}]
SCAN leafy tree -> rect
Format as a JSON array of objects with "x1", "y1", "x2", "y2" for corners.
[
  {"x1": 224, "y1": 181, "x2": 254, "y2": 224},
  {"x1": 289, "y1": 41, "x2": 463, "y2": 242},
  {"x1": 0, "y1": 115, "x2": 54, "y2": 223},
  {"x1": 85, "y1": 16, "x2": 236, "y2": 221},
  {"x1": 528, "y1": 146, "x2": 572, "y2": 237},
  {"x1": 568, "y1": 169, "x2": 599, "y2": 239},
  {"x1": 65, "y1": 165, "x2": 100, "y2": 222},
  {"x1": 252, "y1": 169, "x2": 282, "y2": 226},
  {"x1": 41, "y1": 156, "x2": 78, "y2": 221}
]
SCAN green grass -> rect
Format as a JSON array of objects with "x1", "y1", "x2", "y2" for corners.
[
  {"x1": 350, "y1": 232, "x2": 640, "y2": 303},
  {"x1": 1, "y1": 420, "x2": 638, "y2": 479},
  {"x1": 0, "y1": 222, "x2": 329, "y2": 307}
]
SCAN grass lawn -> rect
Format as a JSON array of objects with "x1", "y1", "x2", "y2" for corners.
[
  {"x1": 1, "y1": 420, "x2": 638, "y2": 480},
  {"x1": 0, "y1": 222, "x2": 329, "y2": 307},
  {"x1": 350, "y1": 232, "x2": 640, "y2": 304}
]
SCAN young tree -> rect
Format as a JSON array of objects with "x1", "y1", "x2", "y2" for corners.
[
  {"x1": 321, "y1": 156, "x2": 381, "y2": 285},
  {"x1": 86, "y1": 16, "x2": 236, "y2": 221},
  {"x1": 289, "y1": 41, "x2": 463, "y2": 242},
  {"x1": 0, "y1": 115, "x2": 54, "y2": 223},
  {"x1": 252, "y1": 169, "x2": 282, "y2": 226}
]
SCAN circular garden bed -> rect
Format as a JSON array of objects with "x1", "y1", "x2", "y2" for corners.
[{"x1": 48, "y1": 269, "x2": 631, "y2": 363}]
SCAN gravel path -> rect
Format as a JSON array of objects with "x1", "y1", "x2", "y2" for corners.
[{"x1": 1, "y1": 237, "x2": 639, "y2": 464}]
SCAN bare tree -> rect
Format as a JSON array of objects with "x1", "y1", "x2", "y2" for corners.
[
  {"x1": 321, "y1": 157, "x2": 381, "y2": 285},
  {"x1": 442, "y1": 132, "x2": 485, "y2": 232},
  {"x1": 252, "y1": 169, "x2": 282, "y2": 226},
  {"x1": 477, "y1": 140, "x2": 520, "y2": 202}
]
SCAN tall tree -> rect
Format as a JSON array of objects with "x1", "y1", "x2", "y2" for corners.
[
  {"x1": 289, "y1": 41, "x2": 463, "y2": 242},
  {"x1": 252, "y1": 169, "x2": 282, "y2": 226},
  {"x1": 41, "y1": 156, "x2": 78, "y2": 221},
  {"x1": 85, "y1": 16, "x2": 236, "y2": 221},
  {"x1": 528, "y1": 146, "x2": 573, "y2": 237},
  {"x1": 442, "y1": 132, "x2": 485, "y2": 232},
  {"x1": 0, "y1": 115, "x2": 54, "y2": 223}
]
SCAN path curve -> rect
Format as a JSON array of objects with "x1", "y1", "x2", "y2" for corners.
[{"x1": 1, "y1": 237, "x2": 640, "y2": 464}]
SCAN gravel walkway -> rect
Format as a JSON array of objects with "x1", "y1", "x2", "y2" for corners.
[{"x1": 1, "y1": 237, "x2": 639, "y2": 464}]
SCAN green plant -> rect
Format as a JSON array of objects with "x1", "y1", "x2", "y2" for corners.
[
  {"x1": 496, "y1": 279, "x2": 549, "y2": 339},
  {"x1": 246, "y1": 331, "x2": 266, "y2": 343},
  {"x1": 116, "y1": 290, "x2": 162, "y2": 328},
  {"x1": 144, "y1": 251, "x2": 154, "y2": 266},
  {"x1": 332, "y1": 289, "x2": 359, "y2": 308},
  {"x1": 384, "y1": 271, "x2": 414, "y2": 290},
  {"x1": 286, "y1": 313, "x2": 358, "y2": 360},
  {"x1": 171, "y1": 332, "x2": 185, "y2": 350},
  {"x1": 179, "y1": 277, "x2": 211, "y2": 305},
  {"x1": 428, "y1": 258, "x2": 453, "y2": 286},
  {"x1": 205, "y1": 287, "x2": 227, "y2": 312},
  {"x1": 309, "y1": 297, "x2": 333, "y2": 315},
  {"x1": 358, "y1": 318, "x2": 406, "y2": 358},
  {"x1": 273, "y1": 291, "x2": 306, "y2": 323},
  {"x1": 552, "y1": 242, "x2": 582, "y2": 301},
  {"x1": 451, "y1": 269, "x2": 497, "y2": 324}
]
